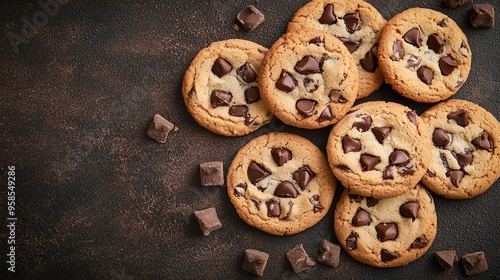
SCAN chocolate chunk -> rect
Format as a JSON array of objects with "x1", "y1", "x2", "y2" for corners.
[
  {"x1": 407, "y1": 110, "x2": 417, "y2": 124},
  {"x1": 274, "y1": 181, "x2": 298, "y2": 198},
  {"x1": 344, "y1": 10, "x2": 362, "y2": 33},
  {"x1": 342, "y1": 136, "x2": 361, "y2": 153},
  {"x1": 318, "y1": 106, "x2": 334, "y2": 122},
  {"x1": 284, "y1": 201, "x2": 294, "y2": 219},
  {"x1": 319, "y1": 4, "x2": 337, "y2": 24},
  {"x1": 237, "y1": 5, "x2": 265, "y2": 32},
  {"x1": 266, "y1": 200, "x2": 281, "y2": 217},
  {"x1": 309, "y1": 36, "x2": 324, "y2": 45},
  {"x1": 389, "y1": 150, "x2": 411, "y2": 166},
  {"x1": 444, "y1": 0, "x2": 471, "y2": 8},
  {"x1": 435, "y1": 250, "x2": 458, "y2": 270},
  {"x1": 401, "y1": 164, "x2": 417, "y2": 175},
  {"x1": 366, "y1": 197, "x2": 379, "y2": 207},
  {"x1": 440, "y1": 152, "x2": 450, "y2": 169},
  {"x1": 360, "y1": 154, "x2": 380, "y2": 171},
  {"x1": 194, "y1": 207, "x2": 222, "y2": 236},
  {"x1": 317, "y1": 239, "x2": 340, "y2": 267},
  {"x1": 439, "y1": 56, "x2": 459, "y2": 76},
  {"x1": 352, "y1": 208, "x2": 372, "y2": 227},
  {"x1": 271, "y1": 147, "x2": 292, "y2": 167},
  {"x1": 361, "y1": 50, "x2": 378, "y2": 72},
  {"x1": 446, "y1": 170, "x2": 465, "y2": 187},
  {"x1": 287, "y1": 244, "x2": 316, "y2": 273},
  {"x1": 229, "y1": 105, "x2": 248, "y2": 118},
  {"x1": 433, "y1": 128, "x2": 451, "y2": 147},
  {"x1": 210, "y1": 90, "x2": 232, "y2": 108},
  {"x1": 293, "y1": 166, "x2": 315, "y2": 190},
  {"x1": 339, "y1": 37, "x2": 360, "y2": 53},
  {"x1": 403, "y1": 28, "x2": 422, "y2": 47},
  {"x1": 426, "y1": 169, "x2": 436, "y2": 177},
  {"x1": 346, "y1": 232, "x2": 359, "y2": 250},
  {"x1": 212, "y1": 57, "x2": 232, "y2": 77},
  {"x1": 406, "y1": 55, "x2": 421, "y2": 69},
  {"x1": 276, "y1": 70, "x2": 297, "y2": 92},
  {"x1": 147, "y1": 114, "x2": 175, "y2": 143},
  {"x1": 296, "y1": 99, "x2": 317, "y2": 117},
  {"x1": 319, "y1": 54, "x2": 331, "y2": 68},
  {"x1": 244, "y1": 86, "x2": 260, "y2": 104},
  {"x1": 303, "y1": 77, "x2": 320, "y2": 93},
  {"x1": 200, "y1": 161, "x2": 224, "y2": 186},
  {"x1": 391, "y1": 40, "x2": 405, "y2": 61},
  {"x1": 234, "y1": 183, "x2": 247, "y2": 197},
  {"x1": 472, "y1": 132, "x2": 493, "y2": 151},
  {"x1": 348, "y1": 194, "x2": 364, "y2": 203},
  {"x1": 251, "y1": 199, "x2": 261, "y2": 210},
  {"x1": 338, "y1": 95, "x2": 348, "y2": 103},
  {"x1": 372, "y1": 127, "x2": 391, "y2": 144},
  {"x1": 295, "y1": 56, "x2": 321, "y2": 74},
  {"x1": 376, "y1": 223, "x2": 398, "y2": 242},
  {"x1": 470, "y1": 4, "x2": 495, "y2": 28},
  {"x1": 438, "y1": 18, "x2": 449, "y2": 27},
  {"x1": 453, "y1": 150, "x2": 473, "y2": 167},
  {"x1": 247, "y1": 161, "x2": 270, "y2": 184},
  {"x1": 447, "y1": 110, "x2": 469, "y2": 127},
  {"x1": 462, "y1": 251, "x2": 488, "y2": 276},
  {"x1": 400, "y1": 201, "x2": 419, "y2": 221},
  {"x1": 237, "y1": 62, "x2": 257, "y2": 83},
  {"x1": 417, "y1": 66, "x2": 434, "y2": 85},
  {"x1": 381, "y1": 249, "x2": 398, "y2": 262},
  {"x1": 243, "y1": 249, "x2": 269, "y2": 276},
  {"x1": 427, "y1": 34, "x2": 445, "y2": 54},
  {"x1": 353, "y1": 115, "x2": 372, "y2": 132},
  {"x1": 310, "y1": 194, "x2": 323, "y2": 212}
]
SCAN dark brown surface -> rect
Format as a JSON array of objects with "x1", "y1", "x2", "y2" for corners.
[{"x1": 1, "y1": 0, "x2": 499, "y2": 279}]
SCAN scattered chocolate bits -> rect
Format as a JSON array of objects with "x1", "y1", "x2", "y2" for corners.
[
  {"x1": 470, "y1": 4, "x2": 495, "y2": 28},
  {"x1": 147, "y1": 114, "x2": 176, "y2": 143},
  {"x1": 194, "y1": 207, "x2": 222, "y2": 236},
  {"x1": 247, "y1": 161, "x2": 271, "y2": 184},
  {"x1": 344, "y1": 10, "x2": 362, "y2": 33},
  {"x1": 271, "y1": 147, "x2": 292, "y2": 166},
  {"x1": 295, "y1": 56, "x2": 321, "y2": 74},
  {"x1": 403, "y1": 28, "x2": 422, "y2": 47},
  {"x1": 443, "y1": 0, "x2": 471, "y2": 9},
  {"x1": 376, "y1": 223, "x2": 398, "y2": 242},
  {"x1": 360, "y1": 154, "x2": 380, "y2": 171},
  {"x1": 286, "y1": 244, "x2": 316, "y2": 273},
  {"x1": 380, "y1": 249, "x2": 398, "y2": 262},
  {"x1": 352, "y1": 207, "x2": 372, "y2": 227},
  {"x1": 447, "y1": 110, "x2": 469, "y2": 127},
  {"x1": 462, "y1": 251, "x2": 488, "y2": 276},
  {"x1": 296, "y1": 99, "x2": 317, "y2": 117},
  {"x1": 274, "y1": 181, "x2": 298, "y2": 198},
  {"x1": 212, "y1": 57, "x2": 232, "y2": 77},
  {"x1": 276, "y1": 70, "x2": 298, "y2": 92},
  {"x1": 427, "y1": 34, "x2": 444, "y2": 54},
  {"x1": 319, "y1": 4, "x2": 337, "y2": 24},
  {"x1": 439, "y1": 56, "x2": 459, "y2": 76},
  {"x1": 342, "y1": 136, "x2": 361, "y2": 153},
  {"x1": 417, "y1": 66, "x2": 434, "y2": 85},
  {"x1": 399, "y1": 201, "x2": 419, "y2": 221},
  {"x1": 317, "y1": 240, "x2": 340, "y2": 267},
  {"x1": 237, "y1": 5, "x2": 265, "y2": 32},
  {"x1": 210, "y1": 90, "x2": 232, "y2": 108},
  {"x1": 237, "y1": 62, "x2": 257, "y2": 83},
  {"x1": 435, "y1": 250, "x2": 458, "y2": 270},
  {"x1": 243, "y1": 249, "x2": 269, "y2": 276},
  {"x1": 200, "y1": 161, "x2": 224, "y2": 186}
]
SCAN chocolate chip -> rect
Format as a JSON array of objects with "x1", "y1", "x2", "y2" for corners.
[
  {"x1": 435, "y1": 250, "x2": 458, "y2": 270},
  {"x1": 242, "y1": 249, "x2": 269, "y2": 276},
  {"x1": 361, "y1": 50, "x2": 378, "y2": 72},
  {"x1": 310, "y1": 194, "x2": 323, "y2": 212},
  {"x1": 234, "y1": 183, "x2": 247, "y2": 197},
  {"x1": 472, "y1": 132, "x2": 493, "y2": 151},
  {"x1": 353, "y1": 115, "x2": 372, "y2": 132},
  {"x1": 339, "y1": 37, "x2": 360, "y2": 53},
  {"x1": 389, "y1": 150, "x2": 411, "y2": 166},
  {"x1": 417, "y1": 66, "x2": 434, "y2": 85},
  {"x1": 462, "y1": 251, "x2": 489, "y2": 276},
  {"x1": 296, "y1": 99, "x2": 317, "y2": 117},
  {"x1": 251, "y1": 199, "x2": 261, "y2": 210},
  {"x1": 381, "y1": 249, "x2": 398, "y2": 262},
  {"x1": 293, "y1": 166, "x2": 315, "y2": 190},
  {"x1": 210, "y1": 90, "x2": 232, "y2": 108},
  {"x1": 276, "y1": 70, "x2": 297, "y2": 92},
  {"x1": 409, "y1": 235, "x2": 429, "y2": 249},
  {"x1": 366, "y1": 197, "x2": 379, "y2": 207},
  {"x1": 440, "y1": 152, "x2": 450, "y2": 169},
  {"x1": 470, "y1": 4, "x2": 495, "y2": 28},
  {"x1": 383, "y1": 167, "x2": 394, "y2": 181},
  {"x1": 319, "y1": 4, "x2": 337, "y2": 24},
  {"x1": 344, "y1": 10, "x2": 362, "y2": 33},
  {"x1": 360, "y1": 154, "x2": 380, "y2": 171},
  {"x1": 229, "y1": 105, "x2": 248, "y2": 117},
  {"x1": 446, "y1": 170, "x2": 465, "y2": 187},
  {"x1": 319, "y1": 54, "x2": 331, "y2": 68},
  {"x1": 247, "y1": 161, "x2": 270, "y2": 184},
  {"x1": 271, "y1": 147, "x2": 292, "y2": 167},
  {"x1": 194, "y1": 207, "x2": 222, "y2": 236},
  {"x1": 284, "y1": 201, "x2": 294, "y2": 219},
  {"x1": 266, "y1": 200, "x2": 281, "y2": 217},
  {"x1": 348, "y1": 194, "x2": 364, "y2": 203},
  {"x1": 346, "y1": 232, "x2": 359, "y2": 250},
  {"x1": 403, "y1": 28, "x2": 422, "y2": 47},
  {"x1": 401, "y1": 164, "x2": 417, "y2": 175},
  {"x1": 372, "y1": 127, "x2": 391, "y2": 144},
  {"x1": 438, "y1": 18, "x2": 449, "y2": 27},
  {"x1": 406, "y1": 55, "x2": 422, "y2": 69},
  {"x1": 147, "y1": 114, "x2": 175, "y2": 143},
  {"x1": 200, "y1": 161, "x2": 224, "y2": 186},
  {"x1": 274, "y1": 181, "x2": 298, "y2": 198},
  {"x1": 400, "y1": 201, "x2": 419, "y2": 221},
  {"x1": 444, "y1": 0, "x2": 471, "y2": 8},
  {"x1": 427, "y1": 34, "x2": 445, "y2": 54},
  {"x1": 309, "y1": 37, "x2": 324, "y2": 45},
  {"x1": 237, "y1": 62, "x2": 257, "y2": 83},
  {"x1": 237, "y1": 5, "x2": 265, "y2": 32},
  {"x1": 317, "y1": 240, "x2": 340, "y2": 267},
  {"x1": 426, "y1": 169, "x2": 436, "y2": 177},
  {"x1": 342, "y1": 136, "x2": 361, "y2": 153},
  {"x1": 317, "y1": 106, "x2": 334, "y2": 122},
  {"x1": 433, "y1": 128, "x2": 451, "y2": 147},
  {"x1": 286, "y1": 244, "x2": 316, "y2": 273},
  {"x1": 304, "y1": 77, "x2": 320, "y2": 93},
  {"x1": 352, "y1": 208, "x2": 372, "y2": 227},
  {"x1": 338, "y1": 95, "x2": 348, "y2": 103},
  {"x1": 391, "y1": 40, "x2": 405, "y2": 61},
  {"x1": 407, "y1": 110, "x2": 417, "y2": 124},
  {"x1": 376, "y1": 223, "x2": 398, "y2": 242},
  {"x1": 426, "y1": 189, "x2": 434, "y2": 203},
  {"x1": 447, "y1": 110, "x2": 469, "y2": 127},
  {"x1": 244, "y1": 87, "x2": 260, "y2": 104},
  {"x1": 439, "y1": 56, "x2": 459, "y2": 76},
  {"x1": 295, "y1": 56, "x2": 321, "y2": 74},
  {"x1": 453, "y1": 150, "x2": 473, "y2": 167},
  {"x1": 212, "y1": 57, "x2": 232, "y2": 78}
]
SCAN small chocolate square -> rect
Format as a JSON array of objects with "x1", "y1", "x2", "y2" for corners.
[
  {"x1": 147, "y1": 114, "x2": 175, "y2": 143},
  {"x1": 200, "y1": 161, "x2": 224, "y2": 186},
  {"x1": 237, "y1": 5, "x2": 265, "y2": 32},
  {"x1": 194, "y1": 207, "x2": 222, "y2": 236},
  {"x1": 470, "y1": 4, "x2": 495, "y2": 28},
  {"x1": 435, "y1": 250, "x2": 458, "y2": 270},
  {"x1": 462, "y1": 251, "x2": 488, "y2": 276},
  {"x1": 242, "y1": 249, "x2": 269, "y2": 276},
  {"x1": 286, "y1": 244, "x2": 315, "y2": 273},
  {"x1": 317, "y1": 239, "x2": 340, "y2": 267}
]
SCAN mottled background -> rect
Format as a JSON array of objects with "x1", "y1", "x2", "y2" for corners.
[{"x1": 0, "y1": 0, "x2": 499, "y2": 279}]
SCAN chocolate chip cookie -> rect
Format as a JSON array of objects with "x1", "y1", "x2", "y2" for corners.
[
  {"x1": 334, "y1": 184, "x2": 437, "y2": 267},
  {"x1": 420, "y1": 99, "x2": 500, "y2": 199},
  {"x1": 227, "y1": 132, "x2": 336, "y2": 235},
  {"x1": 182, "y1": 39, "x2": 273, "y2": 136},
  {"x1": 326, "y1": 101, "x2": 431, "y2": 199},
  {"x1": 287, "y1": 0, "x2": 386, "y2": 99},
  {"x1": 378, "y1": 8, "x2": 472, "y2": 103},
  {"x1": 259, "y1": 28, "x2": 358, "y2": 129}
]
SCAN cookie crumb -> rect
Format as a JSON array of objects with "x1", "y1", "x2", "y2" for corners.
[
  {"x1": 470, "y1": 4, "x2": 495, "y2": 28},
  {"x1": 147, "y1": 114, "x2": 175, "y2": 143},
  {"x1": 194, "y1": 207, "x2": 222, "y2": 236},
  {"x1": 237, "y1": 5, "x2": 265, "y2": 32},
  {"x1": 233, "y1": 23, "x2": 240, "y2": 31},
  {"x1": 242, "y1": 249, "x2": 269, "y2": 276}
]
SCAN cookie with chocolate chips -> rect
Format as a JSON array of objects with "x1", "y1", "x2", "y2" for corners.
[
  {"x1": 259, "y1": 28, "x2": 358, "y2": 129},
  {"x1": 334, "y1": 184, "x2": 437, "y2": 267},
  {"x1": 326, "y1": 101, "x2": 431, "y2": 199},
  {"x1": 287, "y1": 0, "x2": 386, "y2": 99},
  {"x1": 378, "y1": 8, "x2": 472, "y2": 103},
  {"x1": 182, "y1": 39, "x2": 273, "y2": 136},
  {"x1": 420, "y1": 99, "x2": 500, "y2": 199},
  {"x1": 227, "y1": 132, "x2": 336, "y2": 235}
]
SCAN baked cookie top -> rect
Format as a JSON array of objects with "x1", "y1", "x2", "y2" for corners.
[
  {"x1": 326, "y1": 101, "x2": 431, "y2": 199},
  {"x1": 420, "y1": 99, "x2": 500, "y2": 199},
  {"x1": 227, "y1": 132, "x2": 336, "y2": 235},
  {"x1": 259, "y1": 28, "x2": 358, "y2": 129},
  {"x1": 378, "y1": 8, "x2": 472, "y2": 103},
  {"x1": 334, "y1": 184, "x2": 437, "y2": 268},
  {"x1": 182, "y1": 39, "x2": 273, "y2": 136},
  {"x1": 287, "y1": 0, "x2": 386, "y2": 99}
]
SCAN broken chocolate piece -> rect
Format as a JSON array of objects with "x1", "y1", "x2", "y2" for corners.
[
  {"x1": 248, "y1": 161, "x2": 271, "y2": 184},
  {"x1": 462, "y1": 251, "x2": 488, "y2": 276},
  {"x1": 310, "y1": 194, "x2": 323, "y2": 212},
  {"x1": 383, "y1": 166, "x2": 394, "y2": 180},
  {"x1": 472, "y1": 132, "x2": 493, "y2": 151},
  {"x1": 342, "y1": 136, "x2": 361, "y2": 154},
  {"x1": 293, "y1": 166, "x2": 315, "y2": 190},
  {"x1": 319, "y1": 4, "x2": 337, "y2": 24},
  {"x1": 433, "y1": 128, "x2": 451, "y2": 147},
  {"x1": 372, "y1": 127, "x2": 391, "y2": 144},
  {"x1": 427, "y1": 34, "x2": 444, "y2": 54},
  {"x1": 274, "y1": 181, "x2": 298, "y2": 198},
  {"x1": 237, "y1": 62, "x2": 257, "y2": 83},
  {"x1": 194, "y1": 207, "x2": 222, "y2": 236},
  {"x1": 417, "y1": 66, "x2": 433, "y2": 85},
  {"x1": 381, "y1": 249, "x2": 398, "y2": 262},
  {"x1": 271, "y1": 147, "x2": 292, "y2": 167},
  {"x1": 447, "y1": 110, "x2": 469, "y2": 127},
  {"x1": 317, "y1": 239, "x2": 340, "y2": 267},
  {"x1": 361, "y1": 50, "x2": 378, "y2": 72},
  {"x1": 346, "y1": 232, "x2": 359, "y2": 250},
  {"x1": 244, "y1": 87, "x2": 260, "y2": 104},
  {"x1": 406, "y1": 55, "x2": 422, "y2": 69},
  {"x1": 266, "y1": 200, "x2": 281, "y2": 217},
  {"x1": 147, "y1": 114, "x2": 175, "y2": 143},
  {"x1": 229, "y1": 105, "x2": 248, "y2": 118},
  {"x1": 276, "y1": 70, "x2": 297, "y2": 92},
  {"x1": 212, "y1": 57, "x2": 232, "y2": 77},
  {"x1": 296, "y1": 99, "x2": 317, "y2": 117},
  {"x1": 439, "y1": 56, "x2": 459, "y2": 76},
  {"x1": 403, "y1": 28, "x2": 422, "y2": 47},
  {"x1": 344, "y1": 10, "x2": 362, "y2": 33},
  {"x1": 443, "y1": 0, "x2": 471, "y2": 9},
  {"x1": 237, "y1": 5, "x2": 265, "y2": 32},
  {"x1": 391, "y1": 40, "x2": 405, "y2": 61},
  {"x1": 389, "y1": 150, "x2": 411, "y2": 166},
  {"x1": 210, "y1": 90, "x2": 232, "y2": 108},
  {"x1": 376, "y1": 223, "x2": 398, "y2": 242},
  {"x1": 435, "y1": 250, "x2": 458, "y2": 270},
  {"x1": 366, "y1": 197, "x2": 379, "y2": 207},
  {"x1": 446, "y1": 170, "x2": 465, "y2": 187},
  {"x1": 200, "y1": 161, "x2": 224, "y2": 186},
  {"x1": 286, "y1": 244, "x2": 316, "y2": 273},
  {"x1": 352, "y1": 208, "x2": 372, "y2": 227},
  {"x1": 400, "y1": 201, "x2": 419, "y2": 221},
  {"x1": 470, "y1": 4, "x2": 495, "y2": 28},
  {"x1": 360, "y1": 154, "x2": 380, "y2": 171},
  {"x1": 243, "y1": 249, "x2": 269, "y2": 276},
  {"x1": 295, "y1": 56, "x2": 321, "y2": 74},
  {"x1": 407, "y1": 111, "x2": 417, "y2": 125}
]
